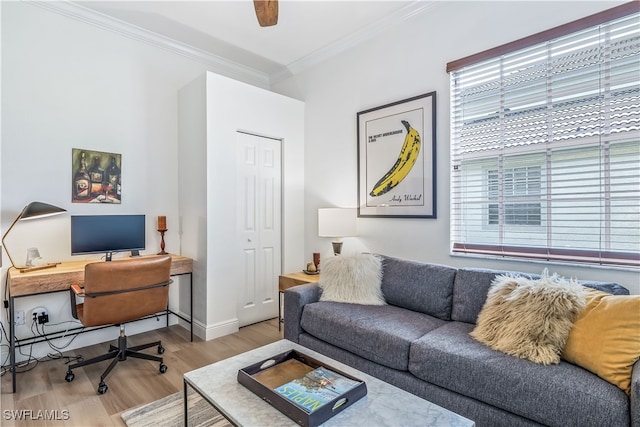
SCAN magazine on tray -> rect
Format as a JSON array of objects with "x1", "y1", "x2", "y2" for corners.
[{"x1": 273, "y1": 366, "x2": 360, "y2": 413}]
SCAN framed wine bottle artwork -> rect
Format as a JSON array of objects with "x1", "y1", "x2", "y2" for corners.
[{"x1": 72, "y1": 148, "x2": 122, "y2": 204}]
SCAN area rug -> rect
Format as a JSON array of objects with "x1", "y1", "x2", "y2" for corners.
[{"x1": 121, "y1": 391, "x2": 231, "y2": 427}]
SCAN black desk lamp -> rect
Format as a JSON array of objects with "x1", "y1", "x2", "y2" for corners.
[{"x1": 2, "y1": 201, "x2": 66, "y2": 272}]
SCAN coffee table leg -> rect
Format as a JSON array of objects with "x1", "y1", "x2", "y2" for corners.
[
  {"x1": 183, "y1": 379, "x2": 189, "y2": 426},
  {"x1": 184, "y1": 376, "x2": 239, "y2": 426}
]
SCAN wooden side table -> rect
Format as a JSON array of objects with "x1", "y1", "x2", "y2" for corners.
[{"x1": 278, "y1": 272, "x2": 320, "y2": 331}]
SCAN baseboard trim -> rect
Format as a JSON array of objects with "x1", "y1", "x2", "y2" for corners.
[
  {"x1": 174, "y1": 312, "x2": 239, "y2": 341},
  {"x1": 203, "y1": 318, "x2": 240, "y2": 341}
]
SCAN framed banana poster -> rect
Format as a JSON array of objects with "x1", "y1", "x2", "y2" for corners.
[{"x1": 357, "y1": 92, "x2": 437, "y2": 218}]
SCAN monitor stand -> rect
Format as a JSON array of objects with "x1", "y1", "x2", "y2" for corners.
[
  {"x1": 130, "y1": 250, "x2": 141, "y2": 257},
  {"x1": 105, "y1": 252, "x2": 113, "y2": 262}
]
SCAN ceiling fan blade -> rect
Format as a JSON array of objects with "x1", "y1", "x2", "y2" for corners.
[{"x1": 253, "y1": 0, "x2": 278, "y2": 27}]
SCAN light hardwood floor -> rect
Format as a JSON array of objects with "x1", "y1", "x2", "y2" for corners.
[{"x1": 1, "y1": 319, "x2": 283, "y2": 426}]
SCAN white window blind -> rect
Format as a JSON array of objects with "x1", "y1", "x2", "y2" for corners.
[{"x1": 449, "y1": 9, "x2": 640, "y2": 267}]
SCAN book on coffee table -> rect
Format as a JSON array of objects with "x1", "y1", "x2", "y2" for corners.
[{"x1": 274, "y1": 366, "x2": 360, "y2": 413}]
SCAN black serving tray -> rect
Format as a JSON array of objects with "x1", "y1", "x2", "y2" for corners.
[{"x1": 237, "y1": 349, "x2": 367, "y2": 427}]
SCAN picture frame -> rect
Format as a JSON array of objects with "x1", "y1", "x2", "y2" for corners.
[
  {"x1": 72, "y1": 148, "x2": 122, "y2": 204},
  {"x1": 357, "y1": 92, "x2": 437, "y2": 218}
]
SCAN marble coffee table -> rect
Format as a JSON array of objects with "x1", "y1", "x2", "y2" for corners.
[{"x1": 183, "y1": 339, "x2": 474, "y2": 426}]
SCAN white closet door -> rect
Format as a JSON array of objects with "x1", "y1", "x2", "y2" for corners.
[{"x1": 236, "y1": 131, "x2": 282, "y2": 326}]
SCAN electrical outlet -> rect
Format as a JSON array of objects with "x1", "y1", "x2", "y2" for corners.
[
  {"x1": 31, "y1": 306, "x2": 49, "y2": 324},
  {"x1": 38, "y1": 312, "x2": 49, "y2": 324},
  {"x1": 15, "y1": 310, "x2": 25, "y2": 326}
]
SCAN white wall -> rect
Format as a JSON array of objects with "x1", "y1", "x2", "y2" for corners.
[
  {"x1": 273, "y1": 1, "x2": 640, "y2": 294},
  {"x1": 178, "y1": 71, "x2": 305, "y2": 340},
  {"x1": 0, "y1": 2, "x2": 265, "y2": 361}
]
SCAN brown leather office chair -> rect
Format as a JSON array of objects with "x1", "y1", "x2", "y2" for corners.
[{"x1": 64, "y1": 255, "x2": 173, "y2": 394}]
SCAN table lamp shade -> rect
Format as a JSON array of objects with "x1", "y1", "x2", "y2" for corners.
[
  {"x1": 2, "y1": 201, "x2": 66, "y2": 268},
  {"x1": 318, "y1": 208, "x2": 356, "y2": 255}
]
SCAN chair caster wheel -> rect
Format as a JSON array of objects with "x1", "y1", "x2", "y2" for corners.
[
  {"x1": 65, "y1": 371, "x2": 75, "y2": 382},
  {"x1": 159, "y1": 363, "x2": 168, "y2": 374},
  {"x1": 98, "y1": 382, "x2": 108, "y2": 394},
  {"x1": 157, "y1": 345, "x2": 165, "y2": 355}
]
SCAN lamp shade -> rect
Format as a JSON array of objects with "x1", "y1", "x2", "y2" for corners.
[
  {"x1": 19, "y1": 202, "x2": 67, "y2": 220},
  {"x1": 2, "y1": 201, "x2": 66, "y2": 268},
  {"x1": 318, "y1": 208, "x2": 356, "y2": 238}
]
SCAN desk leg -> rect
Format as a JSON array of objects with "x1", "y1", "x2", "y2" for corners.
[
  {"x1": 189, "y1": 272, "x2": 193, "y2": 342},
  {"x1": 167, "y1": 272, "x2": 193, "y2": 342},
  {"x1": 278, "y1": 291, "x2": 283, "y2": 332},
  {"x1": 10, "y1": 296, "x2": 16, "y2": 393}
]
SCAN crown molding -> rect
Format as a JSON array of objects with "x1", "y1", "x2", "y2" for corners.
[
  {"x1": 29, "y1": 1, "x2": 271, "y2": 89},
  {"x1": 269, "y1": 1, "x2": 439, "y2": 85},
  {"x1": 29, "y1": 1, "x2": 438, "y2": 89}
]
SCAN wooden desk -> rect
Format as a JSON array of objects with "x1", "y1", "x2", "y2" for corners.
[
  {"x1": 7, "y1": 254, "x2": 194, "y2": 393},
  {"x1": 278, "y1": 271, "x2": 320, "y2": 330},
  {"x1": 8, "y1": 255, "x2": 193, "y2": 296}
]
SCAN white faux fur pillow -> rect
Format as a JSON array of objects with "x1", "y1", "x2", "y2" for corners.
[{"x1": 319, "y1": 253, "x2": 385, "y2": 305}]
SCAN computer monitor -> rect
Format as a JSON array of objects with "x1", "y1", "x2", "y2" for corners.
[{"x1": 71, "y1": 214, "x2": 146, "y2": 261}]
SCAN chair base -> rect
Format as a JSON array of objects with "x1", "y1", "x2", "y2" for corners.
[{"x1": 65, "y1": 326, "x2": 167, "y2": 394}]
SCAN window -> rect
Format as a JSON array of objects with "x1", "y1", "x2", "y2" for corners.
[
  {"x1": 488, "y1": 166, "x2": 542, "y2": 226},
  {"x1": 448, "y1": 3, "x2": 640, "y2": 267}
]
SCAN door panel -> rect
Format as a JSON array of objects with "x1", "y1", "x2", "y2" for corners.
[
  {"x1": 237, "y1": 132, "x2": 282, "y2": 326},
  {"x1": 242, "y1": 248, "x2": 256, "y2": 309}
]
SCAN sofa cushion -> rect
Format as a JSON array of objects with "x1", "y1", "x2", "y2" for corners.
[
  {"x1": 578, "y1": 280, "x2": 630, "y2": 295},
  {"x1": 470, "y1": 272, "x2": 585, "y2": 365},
  {"x1": 409, "y1": 322, "x2": 630, "y2": 427},
  {"x1": 562, "y1": 288, "x2": 640, "y2": 395},
  {"x1": 451, "y1": 268, "x2": 541, "y2": 324},
  {"x1": 452, "y1": 269, "x2": 630, "y2": 325},
  {"x1": 379, "y1": 255, "x2": 457, "y2": 320},
  {"x1": 319, "y1": 253, "x2": 385, "y2": 305},
  {"x1": 300, "y1": 301, "x2": 446, "y2": 371}
]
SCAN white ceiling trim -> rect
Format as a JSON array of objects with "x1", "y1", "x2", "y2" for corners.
[
  {"x1": 30, "y1": 1, "x2": 271, "y2": 89},
  {"x1": 270, "y1": 1, "x2": 439, "y2": 85},
  {"x1": 29, "y1": 1, "x2": 437, "y2": 89}
]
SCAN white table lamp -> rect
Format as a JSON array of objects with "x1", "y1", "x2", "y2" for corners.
[{"x1": 318, "y1": 208, "x2": 356, "y2": 255}]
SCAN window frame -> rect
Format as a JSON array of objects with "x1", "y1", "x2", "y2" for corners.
[
  {"x1": 448, "y1": 2, "x2": 640, "y2": 268},
  {"x1": 446, "y1": 2, "x2": 638, "y2": 74}
]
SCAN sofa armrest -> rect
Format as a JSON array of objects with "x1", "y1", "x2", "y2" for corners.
[
  {"x1": 632, "y1": 359, "x2": 640, "y2": 427},
  {"x1": 283, "y1": 282, "x2": 321, "y2": 343}
]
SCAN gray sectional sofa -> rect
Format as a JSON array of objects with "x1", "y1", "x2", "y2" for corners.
[{"x1": 284, "y1": 255, "x2": 638, "y2": 427}]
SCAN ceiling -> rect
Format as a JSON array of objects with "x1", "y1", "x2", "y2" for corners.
[{"x1": 74, "y1": 1, "x2": 435, "y2": 80}]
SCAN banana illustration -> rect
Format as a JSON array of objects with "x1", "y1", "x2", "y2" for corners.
[{"x1": 369, "y1": 120, "x2": 421, "y2": 197}]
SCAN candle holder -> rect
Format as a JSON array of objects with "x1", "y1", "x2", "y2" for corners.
[{"x1": 157, "y1": 228, "x2": 168, "y2": 255}]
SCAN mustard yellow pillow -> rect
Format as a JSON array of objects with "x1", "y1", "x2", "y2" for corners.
[{"x1": 562, "y1": 288, "x2": 640, "y2": 395}]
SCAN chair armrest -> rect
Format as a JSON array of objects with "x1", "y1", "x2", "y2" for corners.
[
  {"x1": 70, "y1": 283, "x2": 84, "y2": 296},
  {"x1": 632, "y1": 359, "x2": 640, "y2": 427},
  {"x1": 69, "y1": 284, "x2": 84, "y2": 320},
  {"x1": 283, "y1": 283, "x2": 322, "y2": 343}
]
